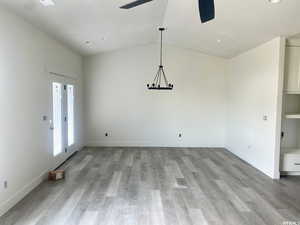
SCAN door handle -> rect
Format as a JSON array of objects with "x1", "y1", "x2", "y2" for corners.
[{"x1": 49, "y1": 120, "x2": 54, "y2": 130}]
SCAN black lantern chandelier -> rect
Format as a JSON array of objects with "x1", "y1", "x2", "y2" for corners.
[{"x1": 147, "y1": 28, "x2": 173, "y2": 90}]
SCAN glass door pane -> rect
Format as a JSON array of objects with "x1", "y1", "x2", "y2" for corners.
[
  {"x1": 67, "y1": 84, "x2": 74, "y2": 146},
  {"x1": 52, "y1": 82, "x2": 63, "y2": 156}
]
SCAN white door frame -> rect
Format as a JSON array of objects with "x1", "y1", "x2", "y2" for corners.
[{"x1": 48, "y1": 72, "x2": 77, "y2": 169}]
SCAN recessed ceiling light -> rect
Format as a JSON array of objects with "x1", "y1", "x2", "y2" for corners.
[
  {"x1": 40, "y1": 0, "x2": 55, "y2": 6},
  {"x1": 268, "y1": 0, "x2": 281, "y2": 3},
  {"x1": 217, "y1": 39, "x2": 221, "y2": 43}
]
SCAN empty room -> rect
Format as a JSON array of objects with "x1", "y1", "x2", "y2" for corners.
[{"x1": 1, "y1": 0, "x2": 300, "y2": 224}]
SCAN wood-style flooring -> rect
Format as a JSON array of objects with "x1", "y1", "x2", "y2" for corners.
[{"x1": 1, "y1": 147, "x2": 300, "y2": 225}]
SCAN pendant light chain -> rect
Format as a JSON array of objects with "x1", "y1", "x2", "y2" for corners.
[{"x1": 160, "y1": 28, "x2": 163, "y2": 66}]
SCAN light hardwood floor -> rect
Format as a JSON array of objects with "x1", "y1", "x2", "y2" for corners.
[{"x1": 1, "y1": 147, "x2": 300, "y2": 225}]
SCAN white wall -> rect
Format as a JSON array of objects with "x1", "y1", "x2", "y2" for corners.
[
  {"x1": 0, "y1": 5, "x2": 285, "y2": 216},
  {"x1": 83, "y1": 44, "x2": 227, "y2": 147},
  {"x1": 0, "y1": 7, "x2": 83, "y2": 216},
  {"x1": 226, "y1": 37, "x2": 285, "y2": 179}
]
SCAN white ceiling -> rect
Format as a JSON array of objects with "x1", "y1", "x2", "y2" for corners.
[{"x1": 1, "y1": 0, "x2": 300, "y2": 58}]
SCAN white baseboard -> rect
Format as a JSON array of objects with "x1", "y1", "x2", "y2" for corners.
[
  {"x1": 86, "y1": 140, "x2": 225, "y2": 148},
  {"x1": 0, "y1": 146, "x2": 83, "y2": 218},
  {"x1": 0, "y1": 169, "x2": 48, "y2": 217},
  {"x1": 225, "y1": 147, "x2": 275, "y2": 179}
]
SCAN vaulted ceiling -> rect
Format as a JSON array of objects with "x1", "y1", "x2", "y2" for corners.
[{"x1": 1, "y1": 0, "x2": 300, "y2": 58}]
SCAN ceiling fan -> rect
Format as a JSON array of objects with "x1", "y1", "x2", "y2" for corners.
[{"x1": 120, "y1": 0, "x2": 215, "y2": 23}]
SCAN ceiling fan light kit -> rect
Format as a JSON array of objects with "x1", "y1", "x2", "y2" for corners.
[{"x1": 147, "y1": 28, "x2": 174, "y2": 90}]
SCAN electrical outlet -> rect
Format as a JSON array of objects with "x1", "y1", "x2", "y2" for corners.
[{"x1": 4, "y1": 181, "x2": 8, "y2": 189}]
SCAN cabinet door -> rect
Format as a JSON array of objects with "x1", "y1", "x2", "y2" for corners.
[{"x1": 285, "y1": 46, "x2": 300, "y2": 93}]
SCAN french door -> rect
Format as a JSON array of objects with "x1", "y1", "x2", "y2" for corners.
[{"x1": 50, "y1": 76, "x2": 76, "y2": 167}]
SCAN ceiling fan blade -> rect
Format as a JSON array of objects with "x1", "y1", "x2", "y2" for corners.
[
  {"x1": 120, "y1": 0, "x2": 154, "y2": 9},
  {"x1": 198, "y1": 0, "x2": 215, "y2": 23}
]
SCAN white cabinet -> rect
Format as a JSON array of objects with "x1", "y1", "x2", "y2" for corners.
[
  {"x1": 285, "y1": 46, "x2": 300, "y2": 94},
  {"x1": 281, "y1": 149, "x2": 300, "y2": 172},
  {"x1": 280, "y1": 45, "x2": 300, "y2": 175}
]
